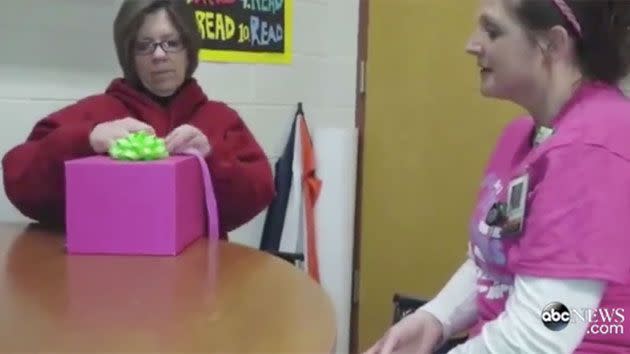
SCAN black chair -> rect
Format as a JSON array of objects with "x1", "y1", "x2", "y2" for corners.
[
  {"x1": 393, "y1": 293, "x2": 468, "y2": 354},
  {"x1": 267, "y1": 250, "x2": 304, "y2": 268}
]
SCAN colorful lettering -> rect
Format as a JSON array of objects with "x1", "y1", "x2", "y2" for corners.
[{"x1": 194, "y1": 10, "x2": 236, "y2": 41}]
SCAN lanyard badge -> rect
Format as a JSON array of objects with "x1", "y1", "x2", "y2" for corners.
[
  {"x1": 501, "y1": 174, "x2": 529, "y2": 236},
  {"x1": 484, "y1": 124, "x2": 551, "y2": 237},
  {"x1": 484, "y1": 174, "x2": 529, "y2": 237}
]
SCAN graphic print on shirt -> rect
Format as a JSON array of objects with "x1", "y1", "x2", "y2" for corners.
[{"x1": 470, "y1": 172, "x2": 514, "y2": 301}]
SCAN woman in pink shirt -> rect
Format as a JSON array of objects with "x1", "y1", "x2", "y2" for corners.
[{"x1": 366, "y1": 1, "x2": 630, "y2": 353}]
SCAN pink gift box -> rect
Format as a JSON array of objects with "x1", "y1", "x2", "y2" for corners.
[{"x1": 64, "y1": 156, "x2": 206, "y2": 256}]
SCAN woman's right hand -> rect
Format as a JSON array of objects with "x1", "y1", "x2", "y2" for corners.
[
  {"x1": 364, "y1": 310, "x2": 445, "y2": 354},
  {"x1": 89, "y1": 117, "x2": 155, "y2": 153}
]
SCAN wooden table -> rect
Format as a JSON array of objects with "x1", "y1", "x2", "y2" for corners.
[{"x1": 0, "y1": 223, "x2": 337, "y2": 353}]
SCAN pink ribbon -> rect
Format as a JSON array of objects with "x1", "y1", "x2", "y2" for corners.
[{"x1": 183, "y1": 148, "x2": 220, "y2": 241}]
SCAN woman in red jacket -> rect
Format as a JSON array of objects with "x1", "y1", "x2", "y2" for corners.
[{"x1": 1, "y1": 0, "x2": 275, "y2": 238}]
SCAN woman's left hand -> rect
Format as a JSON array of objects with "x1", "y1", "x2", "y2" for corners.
[{"x1": 165, "y1": 124, "x2": 211, "y2": 156}]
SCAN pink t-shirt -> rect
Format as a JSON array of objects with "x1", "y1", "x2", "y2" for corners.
[{"x1": 468, "y1": 82, "x2": 630, "y2": 353}]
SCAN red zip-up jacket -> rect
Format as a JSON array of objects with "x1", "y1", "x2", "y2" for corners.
[{"x1": 2, "y1": 78, "x2": 275, "y2": 239}]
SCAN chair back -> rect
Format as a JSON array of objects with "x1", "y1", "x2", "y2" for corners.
[{"x1": 269, "y1": 251, "x2": 304, "y2": 269}]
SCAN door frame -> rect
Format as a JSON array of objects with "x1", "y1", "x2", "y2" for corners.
[{"x1": 350, "y1": 0, "x2": 369, "y2": 353}]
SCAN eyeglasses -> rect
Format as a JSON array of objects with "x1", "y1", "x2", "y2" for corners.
[{"x1": 134, "y1": 38, "x2": 185, "y2": 56}]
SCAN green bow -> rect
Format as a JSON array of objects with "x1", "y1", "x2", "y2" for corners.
[{"x1": 108, "y1": 131, "x2": 169, "y2": 161}]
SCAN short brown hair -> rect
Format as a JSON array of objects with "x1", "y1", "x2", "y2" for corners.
[{"x1": 113, "y1": 0, "x2": 201, "y2": 86}]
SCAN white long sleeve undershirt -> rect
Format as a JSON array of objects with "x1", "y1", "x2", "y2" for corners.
[
  {"x1": 417, "y1": 258, "x2": 606, "y2": 354},
  {"x1": 419, "y1": 258, "x2": 479, "y2": 345},
  {"x1": 446, "y1": 275, "x2": 605, "y2": 354}
]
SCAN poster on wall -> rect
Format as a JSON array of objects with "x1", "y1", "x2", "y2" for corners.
[{"x1": 187, "y1": 0, "x2": 292, "y2": 64}]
